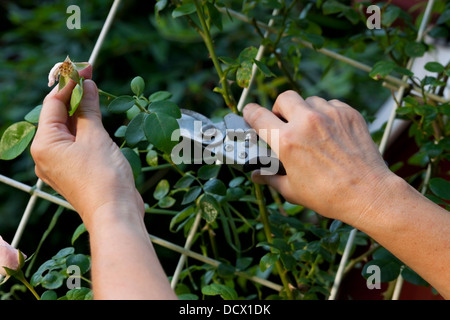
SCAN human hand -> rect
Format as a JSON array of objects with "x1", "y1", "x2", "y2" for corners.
[
  {"x1": 243, "y1": 91, "x2": 396, "y2": 225},
  {"x1": 31, "y1": 66, "x2": 144, "y2": 229}
]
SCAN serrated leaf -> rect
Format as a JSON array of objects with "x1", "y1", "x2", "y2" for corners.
[
  {"x1": 0, "y1": 121, "x2": 36, "y2": 160},
  {"x1": 369, "y1": 60, "x2": 396, "y2": 80}
]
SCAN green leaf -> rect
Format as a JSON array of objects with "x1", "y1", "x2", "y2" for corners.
[
  {"x1": 236, "y1": 60, "x2": 253, "y2": 88},
  {"x1": 146, "y1": 149, "x2": 158, "y2": 167},
  {"x1": 174, "y1": 174, "x2": 195, "y2": 189},
  {"x1": 203, "y1": 179, "x2": 227, "y2": 196},
  {"x1": 206, "y1": 2, "x2": 222, "y2": 31},
  {"x1": 404, "y1": 42, "x2": 426, "y2": 58},
  {"x1": 159, "y1": 196, "x2": 176, "y2": 208},
  {"x1": 41, "y1": 290, "x2": 58, "y2": 300},
  {"x1": 144, "y1": 112, "x2": 180, "y2": 154},
  {"x1": 198, "y1": 194, "x2": 220, "y2": 223},
  {"x1": 424, "y1": 62, "x2": 444, "y2": 73},
  {"x1": 108, "y1": 95, "x2": 136, "y2": 114},
  {"x1": 71, "y1": 223, "x2": 87, "y2": 245},
  {"x1": 59, "y1": 75, "x2": 68, "y2": 91},
  {"x1": 429, "y1": 178, "x2": 450, "y2": 200},
  {"x1": 172, "y1": 3, "x2": 196, "y2": 18},
  {"x1": 130, "y1": 76, "x2": 145, "y2": 96},
  {"x1": 69, "y1": 81, "x2": 83, "y2": 116},
  {"x1": 260, "y1": 253, "x2": 279, "y2": 272},
  {"x1": 66, "y1": 287, "x2": 93, "y2": 300},
  {"x1": 182, "y1": 186, "x2": 202, "y2": 205},
  {"x1": 121, "y1": 148, "x2": 142, "y2": 180},
  {"x1": 24, "y1": 105, "x2": 42, "y2": 123},
  {"x1": 170, "y1": 205, "x2": 195, "y2": 232},
  {"x1": 362, "y1": 259, "x2": 401, "y2": 282},
  {"x1": 148, "y1": 100, "x2": 181, "y2": 118},
  {"x1": 149, "y1": 91, "x2": 172, "y2": 102},
  {"x1": 52, "y1": 247, "x2": 75, "y2": 260},
  {"x1": 229, "y1": 176, "x2": 245, "y2": 188},
  {"x1": 238, "y1": 47, "x2": 258, "y2": 63},
  {"x1": 201, "y1": 283, "x2": 238, "y2": 300},
  {"x1": 0, "y1": 121, "x2": 36, "y2": 160},
  {"x1": 253, "y1": 59, "x2": 275, "y2": 77},
  {"x1": 114, "y1": 125, "x2": 127, "y2": 138},
  {"x1": 154, "y1": 179, "x2": 170, "y2": 200},
  {"x1": 401, "y1": 267, "x2": 428, "y2": 287},
  {"x1": 41, "y1": 271, "x2": 65, "y2": 290},
  {"x1": 322, "y1": 0, "x2": 347, "y2": 15},
  {"x1": 197, "y1": 164, "x2": 221, "y2": 180},
  {"x1": 381, "y1": 5, "x2": 401, "y2": 27},
  {"x1": 66, "y1": 254, "x2": 91, "y2": 274},
  {"x1": 369, "y1": 60, "x2": 396, "y2": 80},
  {"x1": 125, "y1": 113, "x2": 146, "y2": 147}
]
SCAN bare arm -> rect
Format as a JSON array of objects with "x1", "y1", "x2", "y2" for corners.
[
  {"x1": 31, "y1": 68, "x2": 176, "y2": 300},
  {"x1": 243, "y1": 91, "x2": 450, "y2": 298}
]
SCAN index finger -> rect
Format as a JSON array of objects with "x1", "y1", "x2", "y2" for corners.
[{"x1": 243, "y1": 103, "x2": 284, "y2": 131}]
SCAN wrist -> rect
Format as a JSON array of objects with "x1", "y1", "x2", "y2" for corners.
[
  {"x1": 83, "y1": 195, "x2": 145, "y2": 233},
  {"x1": 348, "y1": 172, "x2": 408, "y2": 231}
]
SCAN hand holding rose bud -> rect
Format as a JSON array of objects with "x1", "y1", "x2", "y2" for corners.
[
  {"x1": 48, "y1": 56, "x2": 90, "y2": 116},
  {"x1": 0, "y1": 236, "x2": 40, "y2": 300}
]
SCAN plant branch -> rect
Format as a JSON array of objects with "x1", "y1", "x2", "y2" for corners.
[
  {"x1": 193, "y1": 0, "x2": 237, "y2": 113},
  {"x1": 254, "y1": 183, "x2": 294, "y2": 300}
]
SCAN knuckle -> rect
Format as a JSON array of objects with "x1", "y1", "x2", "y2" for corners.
[
  {"x1": 304, "y1": 110, "x2": 325, "y2": 126},
  {"x1": 247, "y1": 106, "x2": 267, "y2": 124},
  {"x1": 305, "y1": 96, "x2": 326, "y2": 105},
  {"x1": 277, "y1": 90, "x2": 299, "y2": 103}
]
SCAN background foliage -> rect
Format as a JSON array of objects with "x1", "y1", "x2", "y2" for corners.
[{"x1": 0, "y1": 0, "x2": 449, "y2": 300}]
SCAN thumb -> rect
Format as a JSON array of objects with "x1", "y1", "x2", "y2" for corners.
[{"x1": 75, "y1": 79, "x2": 102, "y2": 131}]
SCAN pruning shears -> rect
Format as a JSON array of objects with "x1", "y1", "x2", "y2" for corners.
[{"x1": 175, "y1": 109, "x2": 286, "y2": 175}]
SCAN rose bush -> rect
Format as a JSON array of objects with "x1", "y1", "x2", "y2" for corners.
[{"x1": 0, "y1": 0, "x2": 449, "y2": 300}]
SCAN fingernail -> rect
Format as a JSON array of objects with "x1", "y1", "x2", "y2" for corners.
[{"x1": 82, "y1": 80, "x2": 97, "y2": 100}]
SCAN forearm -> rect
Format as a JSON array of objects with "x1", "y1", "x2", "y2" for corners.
[
  {"x1": 352, "y1": 175, "x2": 450, "y2": 299},
  {"x1": 87, "y1": 203, "x2": 177, "y2": 300}
]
